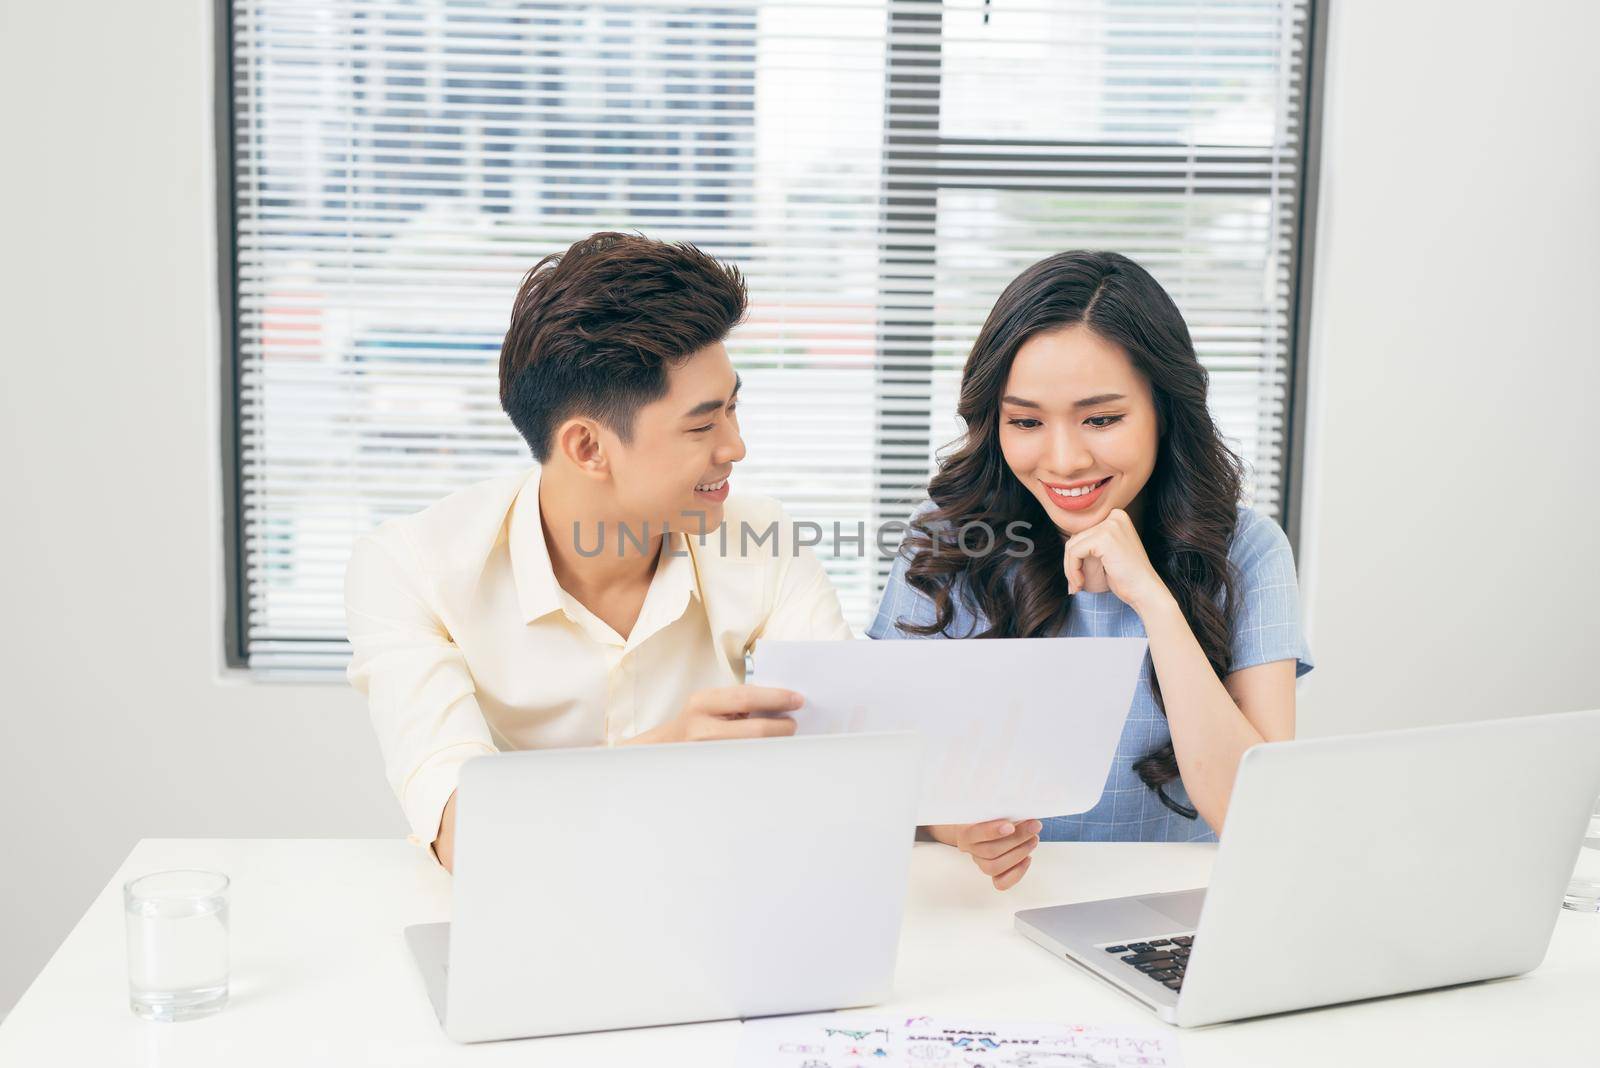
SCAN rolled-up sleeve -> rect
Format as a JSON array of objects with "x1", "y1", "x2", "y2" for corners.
[{"x1": 344, "y1": 530, "x2": 497, "y2": 852}]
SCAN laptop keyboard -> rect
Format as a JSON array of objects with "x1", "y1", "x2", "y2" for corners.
[{"x1": 1100, "y1": 934, "x2": 1195, "y2": 993}]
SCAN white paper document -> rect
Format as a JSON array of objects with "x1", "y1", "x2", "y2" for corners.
[
  {"x1": 752, "y1": 638, "x2": 1147, "y2": 825},
  {"x1": 736, "y1": 1013, "x2": 1184, "y2": 1068}
]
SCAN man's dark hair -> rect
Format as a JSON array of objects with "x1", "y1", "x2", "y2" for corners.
[{"x1": 498, "y1": 232, "x2": 747, "y2": 462}]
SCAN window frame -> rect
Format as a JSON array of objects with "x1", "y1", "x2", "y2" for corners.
[
  {"x1": 217, "y1": 0, "x2": 248, "y2": 669},
  {"x1": 216, "y1": 0, "x2": 1328, "y2": 671}
]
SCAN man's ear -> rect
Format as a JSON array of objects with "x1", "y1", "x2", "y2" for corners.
[{"x1": 554, "y1": 418, "x2": 610, "y2": 480}]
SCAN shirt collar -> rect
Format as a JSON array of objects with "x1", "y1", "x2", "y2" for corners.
[
  {"x1": 508, "y1": 466, "x2": 565, "y2": 624},
  {"x1": 632, "y1": 524, "x2": 702, "y2": 643},
  {"x1": 508, "y1": 465, "x2": 704, "y2": 633}
]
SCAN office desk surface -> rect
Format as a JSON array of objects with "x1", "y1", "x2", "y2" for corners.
[{"x1": 2, "y1": 839, "x2": 1595, "y2": 1065}]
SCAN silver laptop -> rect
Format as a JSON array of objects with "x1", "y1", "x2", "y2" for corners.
[
  {"x1": 407, "y1": 731, "x2": 921, "y2": 1043},
  {"x1": 1016, "y1": 708, "x2": 1600, "y2": 1027}
]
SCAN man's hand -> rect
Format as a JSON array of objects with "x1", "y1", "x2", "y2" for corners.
[
  {"x1": 926, "y1": 818, "x2": 1044, "y2": 890},
  {"x1": 626, "y1": 685, "x2": 804, "y2": 745}
]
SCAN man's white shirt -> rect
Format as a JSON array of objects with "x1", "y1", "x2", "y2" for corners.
[{"x1": 344, "y1": 465, "x2": 853, "y2": 850}]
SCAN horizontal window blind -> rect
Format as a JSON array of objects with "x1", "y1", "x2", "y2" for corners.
[{"x1": 227, "y1": 0, "x2": 1313, "y2": 671}]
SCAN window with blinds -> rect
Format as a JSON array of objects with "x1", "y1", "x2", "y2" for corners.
[{"x1": 225, "y1": 0, "x2": 1317, "y2": 671}]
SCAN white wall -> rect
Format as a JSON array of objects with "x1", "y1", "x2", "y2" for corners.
[
  {"x1": 0, "y1": 0, "x2": 405, "y2": 1016},
  {"x1": 1294, "y1": 0, "x2": 1600, "y2": 737},
  {"x1": 1, "y1": 0, "x2": 1597, "y2": 1017}
]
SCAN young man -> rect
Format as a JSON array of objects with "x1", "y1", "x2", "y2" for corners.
[{"x1": 345, "y1": 233, "x2": 852, "y2": 870}]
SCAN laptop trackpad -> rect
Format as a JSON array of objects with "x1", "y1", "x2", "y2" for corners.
[{"x1": 1136, "y1": 889, "x2": 1205, "y2": 929}]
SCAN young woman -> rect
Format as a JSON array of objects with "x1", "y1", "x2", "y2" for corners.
[{"x1": 868, "y1": 250, "x2": 1312, "y2": 890}]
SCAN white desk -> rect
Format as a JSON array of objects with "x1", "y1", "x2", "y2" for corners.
[{"x1": 2, "y1": 839, "x2": 1595, "y2": 1065}]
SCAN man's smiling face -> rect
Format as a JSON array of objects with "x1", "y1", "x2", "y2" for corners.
[{"x1": 600, "y1": 342, "x2": 746, "y2": 537}]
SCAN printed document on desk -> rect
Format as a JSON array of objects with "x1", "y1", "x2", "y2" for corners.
[
  {"x1": 737, "y1": 1013, "x2": 1183, "y2": 1068},
  {"x1": 753, "y1": 638, "x2": 1147, "y2": 825}
]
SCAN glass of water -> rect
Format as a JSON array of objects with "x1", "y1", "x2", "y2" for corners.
[
  {"x1": 124, "y1": 870, "x2": 230, "y2": 1021},
  {"x1": 1565, "y1": 795, "x2": 1600, "y2": 912}
]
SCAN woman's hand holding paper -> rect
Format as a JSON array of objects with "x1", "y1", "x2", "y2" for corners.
[{"x1": 927, "y1": 818, "x2": 1044, "y2": 891}]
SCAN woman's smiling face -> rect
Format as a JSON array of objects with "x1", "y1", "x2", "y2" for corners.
[{"x1": 997, "y1": 323, "x2": 1160, "y2": 537}]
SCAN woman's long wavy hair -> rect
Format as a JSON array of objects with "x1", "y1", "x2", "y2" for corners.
[{"x1": 898, "y1": 251, "x2": 1244, "y2": 819}]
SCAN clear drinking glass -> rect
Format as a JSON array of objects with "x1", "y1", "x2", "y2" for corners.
[
  {"x1": 1565, "y1": 795, "x2": 1600, "y2": 912},
  {"x1": 124, "y1": 870, "x2": 230, "y2": 1021}
]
